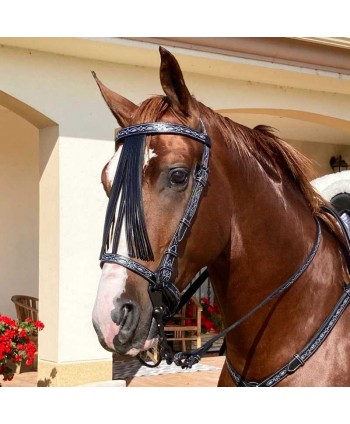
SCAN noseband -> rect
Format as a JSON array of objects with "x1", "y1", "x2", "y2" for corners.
[{"x1": 100, "y1": 120, "x2": 211, "y2": 363}]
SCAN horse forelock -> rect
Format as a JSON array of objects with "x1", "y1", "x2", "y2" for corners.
[
  {"x1": 133, "y1": 95, "x2": 195, "y2": 126},
  {"x1": 133, "y1": 96, "x2": 170, "y2": 123}
]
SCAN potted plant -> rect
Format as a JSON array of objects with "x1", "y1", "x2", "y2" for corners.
[{"x1": 0, "y1": 315, "x2": 44, "y2": 385}]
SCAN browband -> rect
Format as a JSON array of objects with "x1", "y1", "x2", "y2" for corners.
[{"x1": 116, "y1": 122, "x2": 211, "y2": 147}]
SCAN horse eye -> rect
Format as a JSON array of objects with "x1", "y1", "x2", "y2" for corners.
[{"x1": 168, "y1": 168, "x2": 189, "y2": 187}]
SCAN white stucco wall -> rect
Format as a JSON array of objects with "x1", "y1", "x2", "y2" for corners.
[
  {"x1": 57, "y1": 136, "x2": 112, "y2": 362},
  {"x1": 1, "y1": 42, "x2": 350, "y2": 366}
]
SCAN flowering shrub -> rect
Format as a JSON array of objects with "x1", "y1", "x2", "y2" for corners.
[
  {"x1": 165, "y1": 300, "x2": 197, "y2": 327},
  {"x1": 0, "y1": 315, "x2": 44, "y2": 385},
  {"x1": 163, "y1": 297, "x2": 223, "y2": 335},
  {"x1": 200, "y1": 297, "x2": 223, "y2": 334}
]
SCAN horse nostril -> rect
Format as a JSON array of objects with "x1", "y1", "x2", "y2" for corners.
[
  {"x1": 112, "y1": 299, "x2": 133, "y2": 325},
  {"x1": 111, "y1": 299, "x2": 140, "y2": 346},
  {"x1": 119, "y1": 303, "x2": 133, "y2": 329}
]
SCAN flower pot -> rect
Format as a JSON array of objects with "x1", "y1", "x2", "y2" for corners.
[{"x1": 6, "y1": 360, "x2": 21, "y2": 375}]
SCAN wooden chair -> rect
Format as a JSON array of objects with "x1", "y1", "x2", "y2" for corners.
[
  {"x1": 164, "y1": 297, "x2": 202, "y2": 352},
  {"x1": 11, "y1": 295, "x2": 39, "y2": 322},
  {"x1": 11, "y1": 295, "x2": 39, "y2": 371}
]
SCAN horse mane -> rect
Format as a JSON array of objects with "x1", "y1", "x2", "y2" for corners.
[
  {"x1": 133, "y1": 95, "x2": 341, "y2": 240},
  {"x1": 198, "y1": 103, "x2": 344, "y2": 240}
]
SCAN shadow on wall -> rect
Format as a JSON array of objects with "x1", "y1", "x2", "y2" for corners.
[{"x1": 37, "y1": 368, "x2": 58, "y2": 387}]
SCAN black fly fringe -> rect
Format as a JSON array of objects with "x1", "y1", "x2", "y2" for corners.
[{"x1": 100, "y1": 134, "x2": 154, "y2": 261}]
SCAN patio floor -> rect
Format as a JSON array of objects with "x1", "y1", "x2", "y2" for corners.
[{"x1": 1, "y1": 355, "x2": 225, "y2": 387}]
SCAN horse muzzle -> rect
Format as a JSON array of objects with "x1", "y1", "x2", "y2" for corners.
[{"x1": 93, "y1": 294, "x2": 160, "y2": 356}]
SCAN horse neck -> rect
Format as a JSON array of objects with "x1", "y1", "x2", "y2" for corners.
[
  {"x1": 214, "y1": 161, "x2": 315, "y2": 300},
  {"x1": 211, "y1": 143, "x2": 318, "y2": 292},
  {"x1": 208, "y1": 145, "x2": 346, "y2": 378}
]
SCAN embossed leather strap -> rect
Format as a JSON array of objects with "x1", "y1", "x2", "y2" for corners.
[
  {"x1": 100, "y1": 252, "x2": 182, "y2": 317},
  {"x1": 117, "y1": 122, "x2": 211, "y2": 147},
  {"x1": 156, "y1": 145, "x2": 210, "y2": 288},
  {"x1": 101, "y1": 253, "x2": 157, "y2": 285},
  {"x1": 226, "y1": 283, "x2": 350, "y2": 387}
]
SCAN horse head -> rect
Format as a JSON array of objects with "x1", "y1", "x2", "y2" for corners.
[
  {"x1": 92, "y1": 47, "x2": 230, "y2": 356},
  {"x1": 91, "y1": 46, "x2": 350, "y2": 387}
]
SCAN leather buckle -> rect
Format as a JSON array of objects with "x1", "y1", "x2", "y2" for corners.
[
  {"x1": 287, "y1": 354, "x2": 305, "y2": 373},
  {"x1": 246, "y1": 381, "x2": 259, "y2": 387}
]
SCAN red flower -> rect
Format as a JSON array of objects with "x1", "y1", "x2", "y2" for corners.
[
  {"x1": 13, "y1": 354, "x2": 22, "y2": 363},
  {"x1": 207, "y1": 305, "x2": 215, "y2": 314},
  {"x1": 4, "y1": 329, "x2": 16, "y2": 339},
  {"x1": 200, "y1": 297, "x2": 223, "y2": 334},
  {"x1": 34, "y1": 320, "x2": 44, "y2": 330},
  {"x1": 201, "y1": 316, "x2": 214, "y2": 333},
  {"x1": 0, "y1": 316, "x2": 16, "y2": 326}
]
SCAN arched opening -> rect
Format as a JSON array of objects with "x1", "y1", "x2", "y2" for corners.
[
  {"x1": 217, "y1": 108, "x2": 350, "y2": 177},
  {"x1": 0, "y1": 91, "x2": 57, "y2": 321},
  {"x1": 0, "y1": 105, "x2": 39, "y2": 316}
]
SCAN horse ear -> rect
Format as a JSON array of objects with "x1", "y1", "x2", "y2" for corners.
[
  {"x1": 91, "y1": 71, "x2": 137, "y2": 128},
  {"x1": 159, "y1": 47, "x2": 199, "y2": 126}
]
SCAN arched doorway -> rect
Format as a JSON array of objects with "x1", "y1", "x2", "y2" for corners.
[
  {"x1": 0, "y1": 105, "x2": 39, "y2": 316},
  {"x1": 0, "y1": 92, "x2": 57, "y2": 320}
]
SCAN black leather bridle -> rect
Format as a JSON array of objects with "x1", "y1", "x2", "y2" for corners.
[
  {"x1": 100, "y1": 120, "x2": 211, "y2": 364},
  {"x1": 99, "y1": 119, "x2": 350, "y2": 384}
]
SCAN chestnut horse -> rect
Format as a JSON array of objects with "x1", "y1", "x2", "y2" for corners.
[{"x1": 92, "y1": 47, "x2": 350, "y2": 386}]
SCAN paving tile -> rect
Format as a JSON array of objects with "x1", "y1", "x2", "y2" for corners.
[{"x1": 0, "y1": 356, "x2": 225, "y2": 387}]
